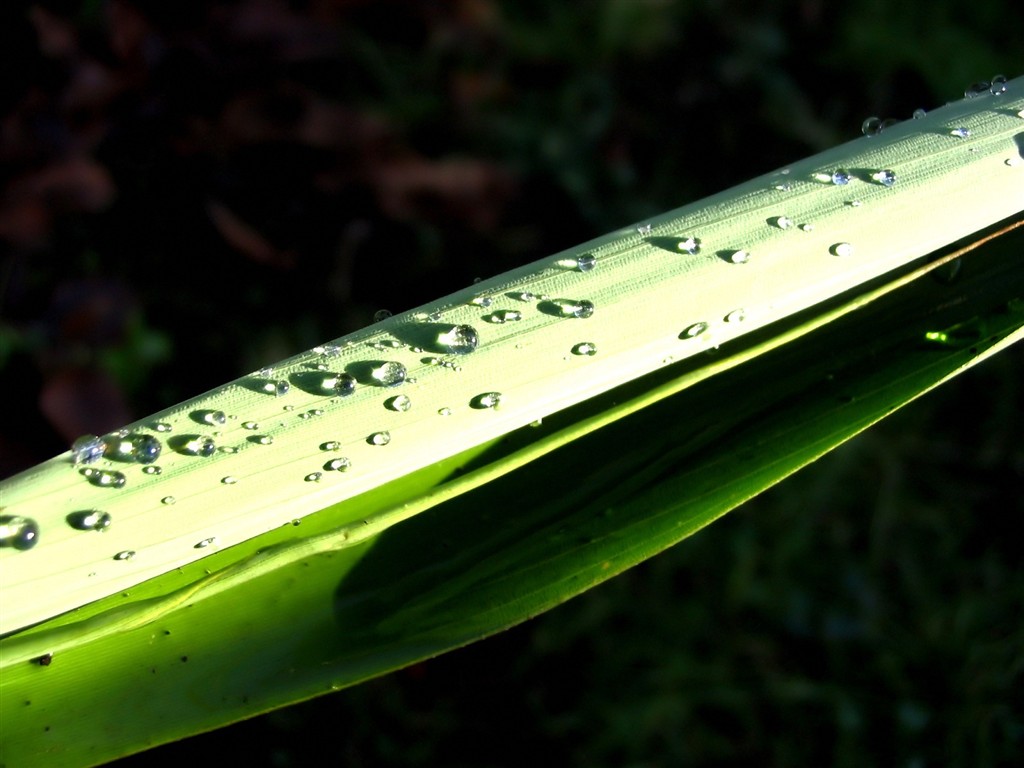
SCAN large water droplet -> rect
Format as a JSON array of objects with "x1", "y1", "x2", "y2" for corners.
[
  {"x1": 912, "y1": 108, "x2": 927, "y2": 119},
  {"x1": 367, "y1": 431, "x2": 391, "y2": 446},
  {"x1": 67, "y1": 510, "x2": 112, "y2": 532},
  {"x1": 861, "y1": 116, "x2": 883, "y2": 136},
  {"x1": 437, "y1": 325, "x2": 479, "y2": 354},
  {"x1": 990, "y1": 75, "x2": 1008, "y2": 95},
  {"x1": 0, "y1": 515, "x2": 40, "y2": 550},
  {"x1": 130, "y1": 435, "x2": 162, "y2": 464},
  {"x1": 485, "y1": 310, "x2": 523, "y2": 324},
  {"x1": 369, "y1": 362, "x2": 407, "y2": 387},
  {"x1": 324, "y1": 458, "x2": 352, "y2": 472},
  {"x1": 179, "y1": 436, "x2": 217, "y2": 457},
  {"x1": 324, "y1": 372, "x2": 357, "y2": 397},
  {"x1": 572, "y1": 342, "x2": 597, "y2": 356},
  {"x1": 871, "y1": 169, "x2": 897, "y2": 187},
  {"x1": 71, "y1": 435, "x2": 105, "y2": 466},
  {"x1": 80, "y1": 468, "x2": 127, "y2": 488},
  {"x1": 831, "y1": 169, "x2": 851, "y2": 186},
  {"x1": 385, "y1": 394, "x2": 412, "y2": 412},
  {"x1": 830, "y1": 242, "x2": 855, "y2": 257},
  {"x1": 576, "y1": 254, "x2": 597, "y2": 272},
  {"x1": 680, "y1": 322, "x2": 709, "y2": 339},
  {"x1": 471, "y1": 392, "x2": 502, "y2": 409}
]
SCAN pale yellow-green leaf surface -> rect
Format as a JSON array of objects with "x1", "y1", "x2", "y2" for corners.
[{"x1": 1, "y1": 78, "x2": 1022, "y2": 637}]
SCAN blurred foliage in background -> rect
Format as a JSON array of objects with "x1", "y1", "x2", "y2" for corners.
[{"x1": 1, "y1": 0, "x2": 1021, "y2": 765}]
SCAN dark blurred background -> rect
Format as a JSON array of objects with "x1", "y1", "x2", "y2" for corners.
[{"x1": 1, "y1": 1, "x2": 1021, "y2": 765}]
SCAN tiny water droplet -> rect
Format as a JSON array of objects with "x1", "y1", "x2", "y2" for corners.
[
  {"x1": 221, "y1": 476, "x2": 238, "y2": 485},
  {"x1": 113, "y1": 550, "x2": 135, "y2": 561},
  {"x1": 305, "y1": 472, "x2": 323, "y2": 482},
  {"x1": 194, "y1": 537, "x2": 217, "y2": 549},
  {"x1": 438, "y1": 407, "x2": 452, "y2": 416},
  {"x1": 680, "y1": 322, "x2": 709, "y2": 338},
  {"x1": 572, "y1": 342, "x2": 597, "y2": 356},
  {"x1": 80, "y1": 468, "x2": 127, "y2": 488},
  {"x1": 315, "y1": 343, "x2": 344, "y2": 357},
  {"x1": 861, "y1": 116, "x2": 883, "y2": 136},
  {"x1": 67, "y1": 510, "x2": 112, "y2": 532},
  {"x1": 437, "y1": 324, "x2": 480, "y2": 354},
  {"x1": 990, "y1": 75, "x2": 1008, "y2": 95},
  {"x1": 142, "y1": 465, "x2": 162, "y2": 475},
  {"x1": 71, "y1": 435, "x2": 105, "y2": 465},
  {"x1": 636, "y1": 223, "x2": 652, "y2": 235},
  {"x1": 471, "y1": 392, "x2": 502, "y2": 409},
  {"x1": 485, "y1": 310, "x2": 523, "y2": 324},
  {"x1": 385, "y1": 394, "x2": 412, "y2": 412},
  {"x1": 576, "y1": 254, "x2": 597, "y2": 272},
  {"x1": 846, "y1": 200, "x2": 863, "y2": 207},
  {"x1": 320, "y1": 440, "x2": 341, "y2": 451},
  {"x1": 0, "y1": 515, "x2": 40, "y2": 550},
  {"x1": 255, "y1": 435, "x2": 273, "y2": 445},
  {"x1": 242, "y1": 421, "x2": 259, "y2": 430},
  {"x1": 964, "y1": 81, "x2": 990, "y2": 98},
  {"x1": 771, "y1": 182, "x2": 792, "y2": 191},
  {"x1": 724, "y1": 309, "x2": 746, "y2": 323},
  {"x1": 798, "y1": 223, "x2": 814, "y2": 232},
  {"x1": 469, "y1": 295, "x2": 493, "y2": 307},
  {"x1": 771, "y1": 216, "x2": 794, "y2": 229},
  {"x1": 677, "y1": 236, "x2": 700, "y2": 254},
  {"x1": 161, "y1": 496, "x2": 176, "y2": 505},
  {"x1": 258, "y1": 366, "x2": 275, "y2": 377},
  {"x1": 367, "y1": 431, "x2": 391, "y2": 446},
  {"x1": 154, "y1": 422, "x2": 172, "y2": 433},
  {"x1": 324, "y1": 458, "x2": 352, "y2": 472},
  {"x1": 831, "y1": 169, "x2": 851, "y2": 186},
  {"x1": 725, "y1": 249, "x2": 749, "y2": 264},
  {"x1": 369, "y1": 361, "x2": 407, "y2": 387},
  {"x1": 950, "y1": 127, "x2": 971, "y2": 139},
  {"x1": 871, "y1": 169, "x2": 897, "y2": 186},
  {"x1": 373, "y1": 309, "x2": 393, "y2": 322},
  {"x1": 830, "y1": 242, "x2": 855, "y2": 257},
  {"x1": 511, "y1": 291, "x2": 536, "y2": 302}
]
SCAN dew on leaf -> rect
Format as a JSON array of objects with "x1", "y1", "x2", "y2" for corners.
[
  {"x1": 161, "y1": 496, "x2": 176, "y2": 505},
  {"x1": 367, "y1": 431, "x2": 391, "y2": 446},
  {"x1": 871, "y1": 169, "x2": 897, "y2": 186},
  {"x1": 676, "y1": 237, "x2": 700, "y2": 254},
  {"x1": 305, "y1": 472, "x2": 323, "y2": 482},
  {"x1": 320, "y1": 440, "x2": 341, "y2": 451},
  {"x1": 369, "y1": 362, "x2": 407, "y2": 387},
  {"x1": 80, "y1": 468, "x2": 127, "y2": 488},
  {"x1": 194, "y1": 537, "x2": 217, "y2": 549},
  {"x1": 385, "y1": 394, "x2": 412, "y2": 412},
  {"x1": 680, "y1": 322, "x2": 709, "y2": 339},
  {"x1": 67, "y1": 510, "x2": 112, "y2": 532},
  {"x1": 71, "y1": 435, "x2": 105, "y2": 466},
  {"x1": 830, "y1": 242, "x2": 855, "y2": 257},
  {"x1": 964, "y1": 81, "x2": 990, "y2": 98},
  {"x1": 373, "y1": 309, "x2": 393, "y2": 322},
  {"x1": 324, "y1": 458, "x2": 352, "y2": 472},
  {"x1": 861, "y1": 116, "x2": 883, "y2": 136},
  {"x1": 485, "y1": 310, "x2": 523, "y2": 324},
  {"x1": 572, "y1": 342, "x2": 597, "y2": 356},
  {"x1": 471, "y1": 392, "x2": 502, "y2": 409},
  {"x1": 724, "y1": 309, "x2": 746, "y2": 323},
  {"x1": 576, "y1": 254, "x2": 597, "y2": 272},
  {"x1": 950, "y1": 127, "x2": 971, "y2": 139},
  {"x1": 990, "y1": 75, "x2": 1008, "y2": 95},
  {"x1": 437, "y1": 324, "x2": 480, "y2": 355},
  {"x1": 0, "y1": 515, "x2": 40, "y2": 550},
  {"x1": 113, "y1": 550, "x2": 135, "y2": 561},
  {"x1": 831, "y1": 169, "x2": 851, "y2": 186}
]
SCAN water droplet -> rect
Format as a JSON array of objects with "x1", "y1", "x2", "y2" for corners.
[
  {"x1": 373, "y1": 309, "x2": 393, "y2": 322},
  {"x1": 254, "y1": 435, "x2": 273, "y2": 445},
  {"x1": 196, "y1": 410, "x2": 226, "y2": 426},
  {"x1": 846, "y1": 200, "x2": 863, "y2": 208},
  {"x1": 162, "y1": 496, "x2": 176, "y2": 505},
  {"x1": 80, "y1": 468, "x2": 127, "y2": 488},
  {"x1": 551, "y1": 299, "x2": 595, "y2": 318},
  {"x1": 576, "y1": 254, "x2": 597, "y2": 272},
  {"x1": 71, "y1": 435, "x2": 105, "y2": 465},
  {"x1": 861, "y1": 116, "x2": 883, "y2": 136},
  {"x1": 113, "y1": 550, "x2": 135, "y2": 561},
  {"x1": 242, "y1": 421, "x2": 259, "y2": 430},
  {"x1": 1007, "y1": 157, "x2": 1022, "y2": 167},
  {"x1": 469, "y1": 295, "x2": 493, "y2": 308},
  {"x1": 990, "y1": 75, "x2": 1008, "y2": 95},
  {"x1": 771, "y1": 216, "x2": 793, "y2": 230},
  {"x1": 471, "y1": 392, "x2": 502, "y2": 409},
  {"x1": 438, "y1": 407, "x2": 452, "y2": 417},
  {"x1": 798, "y1": 223, "x2": 814, "y2": 232},
  {"x1": 369, "y1": 361, "x2": 407, "y2": 387},
  {"x1": 724, "y1": 309, "x2": 746, "y2": 323},
  {"x1": 725, "y1": 249, "x2": 750, "y2": 264},
  {"x1": 677, "y1": 237, "x2": 700, "y2": 254},
  {"x1": 305, "y1": 472, "x2": 323, "y2": 482},
  {"x1": 67, "y1": 510, "x2": 112, "y2": 532},
  {"x1": 221, "y1": 476, "x2": 238, "y2": 485},
  {"x1": 680, "y1": 322, "x2": 709, "y2": 338},
  {"x1": 830, "y1": 242, "x2": 855, "y2": 257},
  {"x1": 485, "y1": 310, "x2": 523, "y2": 324},
  {"x1": 315, "y1": 343, "x2": 344, "y2": 357},
  {"x1": 437, "y1": 324, "x2": 479, "y2": 354},
  {"x1": 871, "y1": 169, "x2": 897, "y2": 186},
  {"x1": 912, "y1": 108, "x2": 927, "y2": 119},
  {"x1": 0, "y1": 515, "x2": 40, "y2": 550},
  {"x1": 923, "y1": 318, "x2": 985, "y2": 348},
  {"x1": 964, "y1": 81, "x2": 990, "y2": 98},
  {"x1": 324, "y1": 458, "x2": 352, "y2": 472},
  {"x1": 320, "y1": 440, "x2": 341, "y2": 451},
  {"x1": 771, "y1": 182, "x2": 792, "y2": 191},
  {"x1": 194, "y1": 537, "x2": 217, "y2": 549},
  {"x1": 262, "y1": 380, "x2": 290, "y2": 397},
  {"x1": 571, "y1": 342, "x2": 597, "y2": 356},
  {"x1": 510, "y1": 291, "x2": 536, "y2": 302},
  {"x1": 831, "y1": 169, "x2": 851, "y2": 186},
  {"x1": 385, "y1": 394, "x2": 412, "y2": 412},
  {"x1": 142, "y1": 465, "x2": 162, "y2": 475},
  {"x1": 367, "y1": 431, "x2": 391, "y2": 446},
  {"x1": 636, "y1": 223, "x2": 652, "y2": 235},
  {"x1": 131, "y1": 435, "x2": 162, "y2": 464},
  {"x1": 950, "y1": 127, "x2": 971, "y2": 139},
  {"x1": 154, "y1": 422, "x2": 172, "y2": 433},
  {"x1": 181, "y1": 436, "x2": 216, "y2": 457}
]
